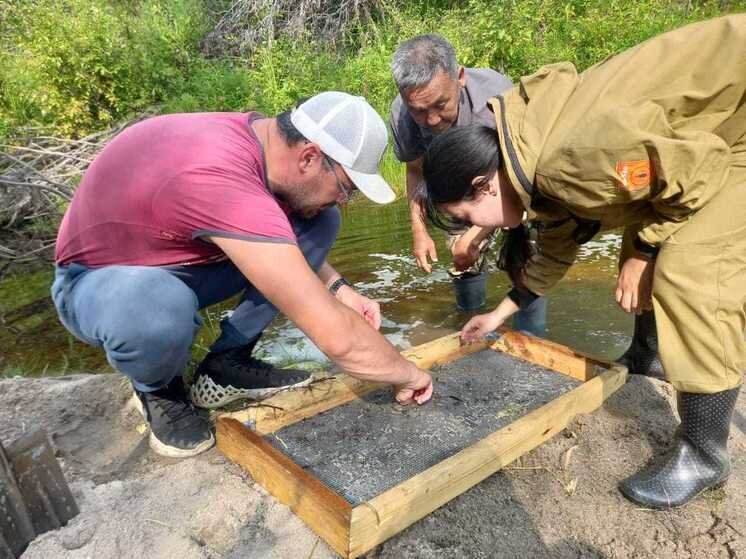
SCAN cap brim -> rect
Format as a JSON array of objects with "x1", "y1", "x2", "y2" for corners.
[{"x1": 344, "y1": 167, "x2": 396, "y2": 204}]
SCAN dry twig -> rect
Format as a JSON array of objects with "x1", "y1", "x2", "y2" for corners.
[
  {"x1": 202, "y1": 0, "x2": 389, "y2": 56},
  {"x1": 0, "y1": 117, "x2": 148, "y2": 267}
]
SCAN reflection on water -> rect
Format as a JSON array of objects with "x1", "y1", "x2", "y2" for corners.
[
  {"x1": 0, "y1": 198, "x2": 632, "y2": 377},
  {"x1": 577, "y1": 233, "x2": 622, "y2": 261},
  {"x1": 254, "y1": 199, "x2": 632, "y2": 368}
]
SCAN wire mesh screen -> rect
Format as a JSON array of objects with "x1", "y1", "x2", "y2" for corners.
[{"x1": 265, "y1": 349, "x2": 582, "y2": 505}]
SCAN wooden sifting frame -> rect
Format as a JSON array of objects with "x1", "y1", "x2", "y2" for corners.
[{"x1": 217, "y1": 330, "x2": 628, "y2": 558}]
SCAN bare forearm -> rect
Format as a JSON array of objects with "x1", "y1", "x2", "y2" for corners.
[
  {"x1": 461, "y1": 295, "x2": 521, "y2": 343},
  {"x1": 491, "y1": 295, "x2": 520, "y2": 323},
  {"x1": 326, "y1": 305, "x2": 418, "y2": 384},
  {"x1": 406, "y1": 159, "x2": 428, "y2": 233},
  {"x1": 211, "y1": 236, "x2": 423, "y2": 390},
  {"x1": 463, "y1": 225, "x2": 497, "y2": 247},
  {"x1": 409, "y1": 197, "x2": 428, "y2": 234}
]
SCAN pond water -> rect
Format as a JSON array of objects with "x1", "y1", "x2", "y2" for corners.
[{"x1": 0, "y1": 197, "x2": 633, "y2": 377}]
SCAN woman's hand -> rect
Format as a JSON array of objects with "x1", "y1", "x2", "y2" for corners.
[
  {"x1": 335, "y1": 285, "x2": 382, "y2": 330},
  {"x1": 615, "y1": 254, "x2": 655, "y2": 314},
  {"x1": 460, "y1": 311, "x2": 505, "y2": 343},
  {"x1": 461, "y1": 295, "x2": 521, "y2": 343}
]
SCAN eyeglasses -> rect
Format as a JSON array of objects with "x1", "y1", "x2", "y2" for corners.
[{"x1": 324, "y1": 155, "x2": 357, "y2": 204}]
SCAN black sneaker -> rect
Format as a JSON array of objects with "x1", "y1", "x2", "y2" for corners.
[
  {"x1": 190, "y1": 347, "x2": 313, "y2": 409},
  {"x1": 131, "y1": 377, "x2": 215, "y2": 458}
]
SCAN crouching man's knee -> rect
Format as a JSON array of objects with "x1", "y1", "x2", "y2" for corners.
[{"x1": 107, "y1": 287, "x2": 202, "y2": 385}]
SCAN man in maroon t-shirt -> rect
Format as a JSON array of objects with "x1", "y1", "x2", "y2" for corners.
[{"x1": 52, "y1": 92, "x2": 433, "y2": 458}]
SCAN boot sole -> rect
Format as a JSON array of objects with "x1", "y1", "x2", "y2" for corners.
[
  {"x1": 130, "y1": 393, "x2": 215, "y2": 458},
  {"x1": 189, "y1": 373, "x2": 313, "y2": 410}
]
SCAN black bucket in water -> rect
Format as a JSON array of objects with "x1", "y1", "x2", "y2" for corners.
[{"x1": 452, "y1": 271, "x2": 487, "y2": 311}]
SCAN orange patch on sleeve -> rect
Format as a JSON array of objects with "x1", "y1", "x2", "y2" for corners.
[{"x1": 615, "y1": 160, "x2": 652, "y2": 191}]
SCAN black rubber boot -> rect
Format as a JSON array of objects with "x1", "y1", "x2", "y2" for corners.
[
  {"x1": 617, "y1": 310, "x2": 663, "y2": 377},
  {"x1": 619, "y1": 386, "x2": 740, "y2": 509}
]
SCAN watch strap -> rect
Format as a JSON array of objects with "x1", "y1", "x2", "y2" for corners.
[{"x1": 328, "y1": 277, "x2": 352, "y2": 295}]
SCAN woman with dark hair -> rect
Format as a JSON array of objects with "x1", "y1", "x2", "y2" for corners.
[{"x1": 421, "y1": 14, "x2": 746, "y2": 511}]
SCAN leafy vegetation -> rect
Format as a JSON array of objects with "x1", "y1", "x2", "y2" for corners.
[
  {"x1": 0, "y1": 0, "x2": 209, "y2": 137},
  {"x1": 0, "y1": 0, "x2": 743, "y2": 180}
]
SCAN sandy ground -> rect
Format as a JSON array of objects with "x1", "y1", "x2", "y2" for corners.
[{"x1": 2, "y1": 371, "x2": 745, "y2": 559}]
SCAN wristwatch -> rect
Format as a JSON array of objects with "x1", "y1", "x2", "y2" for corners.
[{"x1": 328, "y1": 277, "x2": 352, "y2": 295}]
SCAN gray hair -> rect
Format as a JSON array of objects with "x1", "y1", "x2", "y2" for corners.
[{"x1": 391, "y1": 34, "x2": 459, "y2": 91}]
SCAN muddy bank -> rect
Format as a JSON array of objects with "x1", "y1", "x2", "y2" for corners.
[{"x1": 1, "y1": 372, "x2": 744, "y2": 558}]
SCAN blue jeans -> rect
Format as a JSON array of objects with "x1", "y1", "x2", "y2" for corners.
[
  {"x1": 512, "y1": 296, "x2": 548, "y2": 337},
  {"x1": 51, "y1": 208, "x2": 340, "y2": 392}
]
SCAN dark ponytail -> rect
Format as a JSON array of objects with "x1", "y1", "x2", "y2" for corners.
[{"x1": 496, "y1": 225, "x2": 534, "y2": 290}]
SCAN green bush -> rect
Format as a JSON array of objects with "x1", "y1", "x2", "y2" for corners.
[
  {"x1": 444, "y1": 0, "x2": 744, "y2": 79},
  {"x1": 0, "y1": 0, "x2": 207, "y2": 137},
  {"x1": 2, "y1": 0, "x2": 744, "y2": 145},
  {"x1": 162, "y1": 59, "x2": 255, "y2": 114}
]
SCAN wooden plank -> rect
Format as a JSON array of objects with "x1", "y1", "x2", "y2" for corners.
[
  {"x1": 400, "y1": 332, "x2": 488, "y2": 369},
  {"x1": 347, "y1": 365, "x2": 627, "y2": 558},
  {"x1": 217, "y1": 417, "x2": 353, "y2": 557},
  {"x1": 4, "y1": 430, "x2": 79, "y2": 535},
  {"x1": 222, "y1": 333, "x2": 489, "y2": 434},
  {"x1": 229, "y1": 375, "x2": 383, "y2": 435},
  {"x1": 0, "y1": 441, "x2": 36, "y2": 557},
  {"x1": 490, "y1": 328, "x2": 613, "y2": 381}
]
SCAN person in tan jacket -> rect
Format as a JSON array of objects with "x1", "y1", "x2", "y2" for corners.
[{"x1": 419, "y1": 14, "x2": 746, "y2": 509}]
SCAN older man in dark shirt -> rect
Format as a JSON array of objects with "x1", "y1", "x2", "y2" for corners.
[{"x1": 389, "y1": 34, "x2": 547, "y2": 334}]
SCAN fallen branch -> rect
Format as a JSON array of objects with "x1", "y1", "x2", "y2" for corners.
[
  {"x1": 0, "y1": 118, "x2": 148, "y2": 267},
  {"x1": 202, "y1": 0, "x2": 389, "y2": 56}
]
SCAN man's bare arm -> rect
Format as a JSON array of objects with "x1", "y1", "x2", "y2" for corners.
[
  {"x1": 317, "y1": 260, "x2": 341, "y2": 288},
  {"x1": 317, "y1": 260, "x2": 382, "y2": 330},
  {"x1": 210, "y1": 236, "x2": 432, "y2": 402},
  {"x1": 406, "y1": 158, "x2": 438, "y2": 272}
]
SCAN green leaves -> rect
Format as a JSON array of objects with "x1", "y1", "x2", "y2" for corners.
[
  {"x1": 1, "y1": 0, "x2": 743, "y2": 141},
  {"x1": 0, "y1": 0, "x2": 209, "y2": 138}
]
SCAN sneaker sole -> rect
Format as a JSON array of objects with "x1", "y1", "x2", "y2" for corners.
[
  {"x1": 130, "y1": 393, "x2": 215, "y2": 458},
  {"x1": 189, "y1": 373, "x2": 314, "y2": 410}
]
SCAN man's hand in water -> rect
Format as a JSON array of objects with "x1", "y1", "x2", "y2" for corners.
[{"x1": 413, "y1": 229, "x2": 438, "y2": 273}]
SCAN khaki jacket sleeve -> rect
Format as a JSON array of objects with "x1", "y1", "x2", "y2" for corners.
[
  {"x1": 633, "y1": 120, "x2": 731, "y2": 248},
  {"x1": 522, "y1": 219, "x2": 579, "y2": 296}
]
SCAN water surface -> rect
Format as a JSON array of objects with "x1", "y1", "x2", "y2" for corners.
[{"x1": 0, "y1": 198, "x2": 632, "y2": 377}]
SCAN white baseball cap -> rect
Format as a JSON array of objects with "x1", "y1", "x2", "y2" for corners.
[{"x1": 290, "y1": 91, "x2": 396, "y2": 204}]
